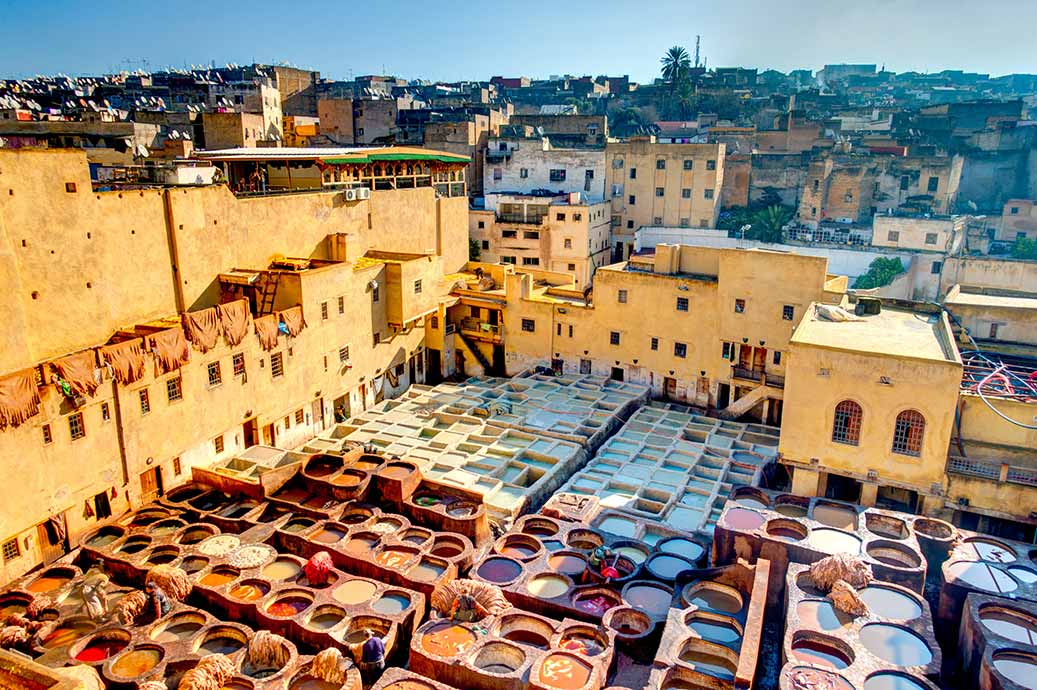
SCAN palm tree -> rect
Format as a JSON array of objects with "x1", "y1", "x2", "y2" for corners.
[
  {"x1": 660, "y1": 46, "x2": 691, "y2": 93},
  {"x1": 749, "y1": 205, "x2": 794, "y2": 243}
]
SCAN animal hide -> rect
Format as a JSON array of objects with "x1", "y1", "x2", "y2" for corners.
[
  {"x1": 100, "y1": 338, "x2": 146, "y2": 384},
  {"x1": 149, "y1": 328, "x2": 190, "y2": 375},
  {"x1": 51, "y1": 350, "x2": 100, "y2": 396},
  {"x1": 183, "y1": 307, "x2": 221, "y2": 353},
  {"x1": 279, "y1": 305, "x2": 307, "y2": 337},
  {"x1": 254, "y1": 314, "x2": 280, "y2": 351},
  {"x1": 217, "y1": 299, "x2": 252, "y2": 347},
  {"x1": 0, "y1": 369, "x2": 41, "y2": 430}
]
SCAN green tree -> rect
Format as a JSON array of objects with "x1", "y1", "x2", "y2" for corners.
[
  {"x1": 468, "y1": 238, "x2": 481, "y2": 262},
  {"x1": 1010, "y1": 236, "x2": 1037, "y2": 260},
  {"x1": 852, "y1": 257, "x2": 906, "y2": 289},
  {"x1": 660, "y1": 46, "x2": 692, "y2": 93},
  {"x1": 747, "y1": 205, "x2": 794, "y2": 243}
]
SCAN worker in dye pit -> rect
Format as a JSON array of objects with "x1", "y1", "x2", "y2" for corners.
[
  {"x1": 80, "y1": 573, "x2": 110, "y2": 621},
  {"x1": 448, "y1": 592, "x2": 489, "y2": 622},
  {"x1": 145, "y1": 581, "x2": 172, "y2": 620},
  {"x1": 585, "y1": 545, "x2": 617, "y2": 583},
  {"x1": 357, "y1": 629, "x2": 386, "y2": 679}
]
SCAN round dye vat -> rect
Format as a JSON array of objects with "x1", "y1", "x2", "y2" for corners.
[
  {"x1": 812, "y1": 502, "x2": 858, "y2": 530},
  {"x1": 334, "y1": 580, "x2": 378, "y2": 605},
  {"x1": 614, "y1": 544, "x2": 649, "y2": 565},
  {"x1": 767, "y1": 519, "x2": 807, "y2": 542},
  {"x1": 685, "y1": 586, "x2": 742, "y2": 615},
  {"x1": 858, "y1": 586, "x2": 922, "y2": 621},
  {"x1": 178, "y1": 527, "x2": 213, "y2": 545},
  {"x1": 267, "y1": 596, "x2": 312, "y2": 617},
  {"x1": 735, "y1": 495, "x2": 770, "y2": 511},
  {"x1": 86, "y1": 528, "x2": 123, "y2": 547},
  {"x1": 808, "y1": 528, "x2": 862, "y2": 554},
  {"x1": 572, "y1": 591, "x2": 619, "y2": 617},
  {"x1": 567, "y1": 530, "x2": 604, "y2": 551},
  {"x1": 867, "y1": 542, "x2": 922, "y2": 569},
  {"x1": 179, "y1": 557, "x2": 208, "y2": 575},
  {"x1": 859, "y1": 624, "x2": 932, "y2": 667},
  {"x1": 687, "y1": 618, "x2": 741, "y2": 645},
  {"x1": 646, "y1": 554, "x2": 694, "y2": 581},
  {"x1": 332, "y1": 472, "x2": 364, "y2": 488},
  {"x1": 42, "y1": 620, "x2": 96, "y2": 649},
  {"x1": 370, "y1": 518, "x2": 404, "y2": 535},
  {"x1": 476, "y1": 557, "x2": 523, "y2": 584},
  {"x1": 543, "y1": 540, "x2": 565, "y2": 552},
  {"x1": 344, "y1": 535, "x2": 378, "y2": 555},
  {"x1": 548, "y1": 553, "x2": 587, "y2": 577},
  {"x1": 1009, "y1": 566, "x2": 1037, "y2": 584},
  {"x1": 979, "y1": 607, "x2": 1037, "y2": 645},
  {"x1": 863, "y1": 672, "x2": 931, "y2": 690},
  {"x1": 229, "y1": 581, "x2": 269, "y2": 602},
  {"x1": 964, "y1": 538, "x2": 1016, "y2": 563},
  {"x1": 722, "y1": 507, "x2": 765, "y2": 531},
  {"x1": 538, "y1": 652, "x2": 592, "y2": 689},
  {"x1": 118, "y1": 537, "x2": 151, "y2": 554},
  {"x1": 992, "y1": 653, "x2": 1037, "y2": 688},
  {"x1": 408, "y1": 560, "x2": 446, "y2": 583},
  {"x1": 597, "y1": 516, "x2": 638, "y2": 538},
  {"x1": 199, "y1": 570, "x2": 238, "y2": 587},
  {"x1": 27, "y1": 572, "x2": 71, "y2": 593},
  {"x1": 110, "y1": 647, "x2": 163, "y2": 677},
  {"x1": 522, "y1": 518, "x2": 560, "y2": 538},
  {"x1": 75, "y1": 636, "x2": 128, "y2": 663},
  {"x1": 499, "y1": 539, "x2": 540, "y2": 559},
  {"x1": 527, "y1": 574, "x2": 570, "y2": 599},
  {"x1": 380, "y1": 682, "x2": 436, "y2": 690},
  {"x1": 283, "y1": 519, "x2": 315, "y2": 533},
  {"x1": 382, "y1": 464, "x2": 414, "y2": 479},
  {"x1": 307, "y1": 609, "x2": 345, "y2": 630},
  {"x1": 312, "y1": 527, "x2": 345, "y2": 544},
  {"x1": 558, "y1": 631, "x2": 605, "y2": 657},
  {"x1": 430, "y1": 539, "x2": 465, "y2": 559},
  {"x1": 946, "y1": 561, "x2": 1018, "y2": 594},
  {"x1": 658, "y1": 538, "x2": 705, "y2": 563},
  {"x1": 790, "y1": 638, "x2": 851, "y2": 670},
  {"x1": 150, "y1": 520, "x2": 185, "y2": 536},
  {"x1": 624, "y1": 583, "x2": 673, "y2": 617},
  {"x1": 153, "y1": 619, "x2": 204, "y2": 643},
  {"x1": 775, "y1": 502, "x2": 808, "y2": 518},
  {"x1": 677, "y1": 646, "x2": 736, "y2": 680},
  {"x1": 376, "y1": 548, "x2": 417, "y2": 570},
  {"x1": 797, "y1": 600, "x2": 854, "y2": 632},
  {"x1": 446, "y1": 503, "x2": 477, "y2": 518},
  {"x1": 402, "y1": 530, "x2": 432, "y2": 546},
  {"x1": 372, "y1": 593, "x2": 410, "y2": 615},
  {"x1": 291, "y1": 676, "x2": 340, "y2": 690},
  {"x1": 474, "y1": 642, "x2": 525, "y2": 673},
  {"x1": 263, "y1": 558, "x2": 302, "y2": 581},
  {"x1": 421, "y1": 622, "x2": 477, "y2": 657},
  {"x1": 197, "y1": 535, "x2": 240, "y2": 556},
  {"x1": 199, "y1": 634, "x2": 245, "y2": 655}
]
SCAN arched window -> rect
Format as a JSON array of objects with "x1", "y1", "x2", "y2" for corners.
[
  {"x1": 892, "y1": 410, "x2": 925, "y2": 456},
  {"x1": 832, "y1": 400, "x2": 863, "y2": 446}
]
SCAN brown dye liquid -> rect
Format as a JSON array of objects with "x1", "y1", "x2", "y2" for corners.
[
  {"x1": 199, "y1": 571, "x2": 237, "y2": 587},
  {"x1": 111, "y1": 648, "x2": 162, "y2": 677},
  {"x1": 263, "y1": 559, "x2": 302, "y2": 580},
  {"x1": 421, "y1": 622, "x2": 476, "y2": 656},
  {"x1": 776, "y1": 503, "x2": 808, "y2": 518},
  {"x1": 768, "y1": 525, "x2": 805, "y2": 542},
  {"x1": 687, "y1": 588, "x2": 741, "y2": 614},
  {"x1": 27, "y1": 575, "x2": 70, "y2": 593},
  {"x1": 308, "y1": 613, "x2": 343, "y2": 630},
  {"x1": 539, "y1": 653, "x2": 592, "y2": 689},
  {"x1": 154, "y1": 621, "x2": 202, "y2": 642},
  {"x1": 312, "y1": 528, "x2": 345, "y2": 543},
  {"x1": 504, "y1": 629, "x2": 549, "y2": 648},
  {"x1": 345, "y1": 536, "x2": 378, "y2": 554},
  {"x1": 382, "y1": 465, "x2": 413, "y2": 479},
  {"x1": 42, "y1": 621, "x2": 94, "y2": 648},
  {"x1": 501, "y1": 544, "x2": 538, "y2": 558},
  {"x1": 812, "y1": 503, "x2": 857, "y2": 529},
  {"x1": 559, "y1": 633, "x2": 604, "y2": 656},
  {"x1": 376, "y1": 549, "x2": 416, "y2": 570},
  {"x1": 549, "y1": 554, "x2": 586, "y2": 576},
  {"x1": 790, "y1": 639, "x2": 850, "y2": 669},
  {"x1": 676, "y1": 648, "x2": 736, "y2": 680},
  {"x1": 334, "y1": 580, "x2": 378, "y2": 605},
  {"x1": 291, "y1": 677, "x2": 340, "y2": 690},
  {"x1": 229, "y1": 583, "x2": 267, "y2": 601},
  {"x1": 332, "y1": 474, "x2": 362, "y2": 487},
  {"x1": 625, "y1": 585, "x2": 672, "y2": 617}
]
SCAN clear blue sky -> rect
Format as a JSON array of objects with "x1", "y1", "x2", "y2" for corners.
[{"x1": 2, "y1": 0, "x2": 1036, "y2": 81}]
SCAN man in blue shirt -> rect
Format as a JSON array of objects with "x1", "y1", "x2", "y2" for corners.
[{"x1": 359, "y1": 629, "x2": 385, "y2": 679}]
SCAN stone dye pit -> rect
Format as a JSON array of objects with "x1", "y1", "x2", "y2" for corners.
[{"x1": 954, "y1": 594, "x2": 1037, "y2": 690}]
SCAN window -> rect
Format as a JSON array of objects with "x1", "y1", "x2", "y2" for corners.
[
  {"x1": 626, "y1": 220, "x2": 634, "y2": 229},
  {"x1": 295, "y1": 409, "x2": 305, "y2": 424},
  {"x1": 683, "y1": 159, "x2": 693, "y2": 170},
  {"x1": 214, "y1": 435, "x2": 225, "y2": 454},
  {"x1": 722, "y1": 342, "x2": 734, "y2": 360},
  {"x1": 372, "y1": 285, "x2": 380, "y2": 302},
  {"x1": 900, "y1": 175, "x2": 910, "y2": 191},
  {"x1": 844, "y1": 192, "x2": 853, "y2": 203},
  {"x1": 1010, "y1": 206, "x2": 1019, "y2": 215},
  {"x1": 674, "y1": 342, "x2": 687, "y2": 358},
  {"x1": 629, "y1": 168, "x2": 637, "y2": 180},
  {"x1": 927, "y1": 176, "x2": 939, "y2": 193},
  {"x1": 42, "y1": 424, "x2": 52, "y2": 444},
  {"x1": 556, "y1": 213, "x2": 566, "y2": 221},
  {"x1": 69, "y1": 412, "x2": 85, "y2": 440},
  {"x1": 65, "y1": 182, "x2": 77, "y2": 193},
  {"x1": 173, "y1": 457, "x2": 182, "y2": 476},
  {"x1": 773, "y1": 351, "x2": 782, "y2": 365},
  {"x1": 501, "y1": 256, "x2": 516, "y2": 264},
  {"x1": 814, "y1": 179, "x2": 821, "y2": 191},
  {"x1": 339, "y1": 346, "x2": 350, "y2": 363},
  {"x1": 931, "y1": 261, "x2": 942, "y2": 274},
  {"x1": 924, "y1": 232, "x2": 938, "y2": 245},
  {"x1": 567, "y1": 263, "x2": 576, "y2": 271},
  {"x1": 651, "y1": 337, "x2": 659, "y2": 351},
  {"x1": 520, "y1": 168, "x2": 529, "y2": 178},
  {"x1": 373, "y1": 332, "x2": 381, "y2": 346},
  {"x1": 655, "y1": 187, "x2": 665, "y2": 197},
  {"x1": 101, "y1": 402, "x2": 110, "y2": 422},
  {"x1": 477, "y1": 220, "x2": 485, "y2": 229},
  {"x1": 521, "y1": 319, "x2": 536, "y2": 332},
  {"x1": 502, "y1": 230, "x2": 517, "y2": 238},
  {"x1": 653, "y1": 216, "x2": 663, "y2": 225},
  {"x1": 271, "y1": 352, "x2": 284, "y2": 378},
  {"x1": 493, "y1": 167, "x2": 502, "y2": 181},
  {"x1": 2, "y1": 538, "x2": 20, "y2": 562},
  {"x1": 782, "y1": 305, "x2": 795, "y2": 321},
  {"x1": 233, "y1": 353, "x2": 246, "y2": 377},
  {"x1": 680, "y1": 218, "x2": 689, "y2": 228},
  {"x1": 681, "y1": 188, "x2": 691, "y2": 199},
  {"x1": 706, "y1": 160, "x2": 716, "y2": 171},
  {"x1": 321, "y1": 301, "x2": 329, "y2": 320},
  {"x1": 832, "y1": 400, "x2": 863, "y2": 446},
  {"x1": 568, "y1": 325, "x2": 574, "y2": 337},
  {"x1": 580, "y1": 359, "x2": 592, "y2": 374},
  {"x1": 887, "y1": 230, "x2": 900, "y2": 242},
  {"x1": 166, "y1": 376, "x2": 183, "y2": 402},
  {"x1": 557, "y1": 323, "x2": 562, "y2": 336},
  {"x1": 430, "y1": 316, "x2": 440, "y2": 329},
  {"x1": 618, "y1": 289, "x2": 628, "y2": 303},
  {"x1": 522, "y1": 257, "x2": 540, "y2": 266},
  {"x1": 609, "y1": 331, "x2": 620, "y2": 345},
  {"x1": 573, "y1": 213, "x2": 582, "y2": 221},
  {"x1": 413, "y1": 279, "x2": 422, "y2": 294},
  {"x1": 523, "y1": 231, "x2": 540, "y2": 239},
  {"x1": 549, "y1": 169, "x2": 566, "y2": 182},
  {"x1": 892, "y1": 410, "x2": 925, "y2": 456},
  {"x1": 207, "y1": 362, "x2": 222, "y2": 386},
  {"x1": 989, "y1": 323, "x2": 999, "y2": 339},
  {"x1": 676, "y1": 297, "x2": 689, "y2": 312},
  {"x1": 628, "y1": 195, "x2": 636, "y2": 205},
  {"x1": 704, "y1": 188, "x2": 714, "y2": 199},
  {"x1": 734, "y1": 299, "x2": 745, "y2": 313},
  {"x1": 481, "y1": 240, "x2": 489, "y2": 250},
  {"x1": 139, "y1": 389, "x2": 151, "y2": 414}
]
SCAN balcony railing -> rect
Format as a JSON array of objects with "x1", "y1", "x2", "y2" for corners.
[
  {"x1": 460, "y1": 318, "x2": 503, "y2": 341},
  {"x1": 947, "y1": 455, "x2": 1037, "y2": 486},
  {"x1": 732, "y1": 366, "x2": 764, "y2": 383},
  {"x1": 764, "y1": 373, "x2": 785, "y2": 389},
  {"x1": 496, "y1": 213, "x2": 546, "y2": 225}
]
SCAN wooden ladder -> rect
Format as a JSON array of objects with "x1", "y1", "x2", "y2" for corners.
[{"x1": 258, "y1": 272, "x2": 281, "y2": 315}]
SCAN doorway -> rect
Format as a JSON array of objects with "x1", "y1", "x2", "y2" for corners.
[
  {"x1": 716, "y1": 382, "x2": 731, "y2": 408},
  {"x1": 455, "y1": 350, "x2": 466, "y2": 377},
  {"x1": 262, "y1": 424, "x2": 275, "y2": 446},
  {"x1": 427, "y1": 349, "x2": 442, "y2": 384},
  {"x1": 876, "y1": 486, "x2": 919, "y2": 514},
  {"x1": 243, "y1": 418, "x2": 258, "y2": 448},
  {"x1": 332, "y1": 395, "x2": 350, "y2": 424},
  {"x1": 552, "y1": 359, "x2": 564, "y2": 375},
  {"x1": 610, "y1": 367, "x2": 624, "y2": 382},
  {"x1": 140, "y1": 466, "x2": 164, "y2": 503},
  {"x1": 37, "y1": 513, "x2": 68, "y2": 563},
  {"x1": 664, "y1": 377, "x2": 677, "y2": 399},
  {"x1": 824, "y1": 473, "x2": 862, "y2": 503}
]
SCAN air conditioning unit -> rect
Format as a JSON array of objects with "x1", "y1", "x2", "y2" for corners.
[
  {"x1": 343, "y1": 188, "x2": 357, "y2": 201},
  {"x1": 356, "y1": 187, "x2": 371, "y2": 200}
]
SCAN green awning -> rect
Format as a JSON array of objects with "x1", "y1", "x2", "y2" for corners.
[{"x1": 321, "y1": 152, "x2": 470, "y2": 165}]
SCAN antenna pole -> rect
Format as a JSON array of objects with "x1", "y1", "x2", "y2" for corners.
[{"x1": 694, "y1": 35, "x2": 701, "y2": 69}]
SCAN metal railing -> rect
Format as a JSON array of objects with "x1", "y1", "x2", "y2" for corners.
[
  {"x1": 461, "y1": 318, "x2": 502, "y2": 337},
  {"x1": 496, "y1": 213, "x2": 546, "y2": 225},
  {"x1": 732, "y1": 366, "x2": 764, "y2": 383},
  {"x1": 946, "y1": 455, "x2": 1037, "y2": 486},
  {"x1": 764, "y1": 373, "x2": 785, "y2": 389}
]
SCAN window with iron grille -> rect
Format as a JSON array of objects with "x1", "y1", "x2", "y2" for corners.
[
  {"x1": 232, "y1": 353, "x2": 246, "y2": 377},
  {"x1": 549, "y1": 169, "x2": 566, "y2": 182},
  {"x1": 101, "y1": 402, "x2": 110, "y2": 422},
  {"x1": 681, "y1": 188, "x2": 691, "y2": 199},
  {"x1": 339, "y1": 346, "x2": 350, "y2": 363},
  {"x1": 271, "y1": 352, "x2": 284, "y2": 378},
  {"x1": 618, "y1": 289, "x2": 628, "y2": 304},
  {"x1": 284, "y1": 415, "x2": 291, "y2": 429},
  {"x1": 832, "y1": 400, "x2": 863, "y2": 446},
  {"x1": 295, "y1": 409, "x2": 305, "y2": 424},
  {"x1": 413, "y1": 280, "x2": 422, "y2": 294},
  {"x1": 706, "y1": 160, "x2": 716, "y2": 170},
  {"x1": 564, "y1": 239, "x2": 572, "y2": 249},
  {"x1": 610, "y1": 331, "x2": 620, "y2": 345},
  {"x1": 173, "y1": 457, "x2": 182, "y2": 476},
  {"x1": 674, "y1": 342, "x2": 687, "y2": 358},
  {"x1": 69, "y1": 411, "x2": 85, "y2": 440},
  {"x1": 651, "y1": 337, "x2": 659, "y2": 351},
  {"x1": 214, "y1": 435, "x2": 225, "y2": 453},
  {"x1": 207, "y1": 362, "x2": 222, "y2": 386},
  {"x1": 656, "y1": 159, "x2": 666, "y2": 169},
  {"x1": 924, "y1": 233, "x2": 938, "y2": 245},
  {"x1": 782, "y1": 305, "x2": 795, "y2": 321},
  {"x1": 655, "y1": 187, "x2": 664, "y2": 197},
  {"x1": 683, "y1": 159, "x2": 693, "y2": 170},
  {"x1": 321, "y1": 302, "x2": 329, "y2": 320},
  {"x1": 2, "y1": 538, "x2": 20, "y2": 562},
  {"x1": 338, "y1": 296, "x2": 345, "y2": 314},
  {"x1": 704, "y1": 188, "x2": 714, "y2": 199},
  {"x1": 166, "y1": 376, "x2": 183, "y2": 402},
  {"x1": 140, "y1": 389, "x2": 151, "y2": 414},
  {"x1": 521, "y1": 319, "x2": 535, "y2": 332},
  {"x1": 676, "y1": 297, "x2": 689, "y2": 312},
  {"x1": 580, "y1": 359, "x2": 591, "y2": 374},
  {"x1": 42, "y1": 424, "x2": 52, "y2": 444},
  {"x1": 892, "y1": 410, "x2": 925, "y2": 456}
]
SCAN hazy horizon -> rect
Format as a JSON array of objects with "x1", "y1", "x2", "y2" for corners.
[{"x1": 2, "y1": 0, "x2": 1036, "y2": 82}]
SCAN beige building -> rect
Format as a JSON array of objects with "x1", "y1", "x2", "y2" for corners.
[
  {"x1": 202, "y1": 112, "x2": 273, "y2": 149},
  {"x1": 0, "y1": 147, "x2": 469, "y2": 585},
  {"x1": 871, "y1": 214, "x2": 964, "y2": 253},
  {"x1": 470, "y1": 193, "x2": 611, "y2": 288},
  {"x1": 605, "y1": 139, "x2": 726, "y2": 260},
  {"x1": 999, "y1": 198, "x2": 1037, "y2": 242}
]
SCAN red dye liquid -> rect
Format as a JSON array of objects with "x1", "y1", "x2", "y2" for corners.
[
  {"x1": 75, "y1": 638, "x2": 127, "y2": 662},
  {"x1": 267, "y1": 599, "x2": 309, "y2": 617},
  {"x1": 574, "y1": 595, "x2": 616, "y2": 616}
]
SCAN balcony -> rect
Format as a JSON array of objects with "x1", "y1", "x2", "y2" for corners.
[
  {"x1": 496, "y1": 212, "x2": 546, "y2": 225},
  {"x1": 460, "y1": 318, "x2": 503, "y2": 343},
  {"x1": 764, "y1": 373, "x2": 785, "y2": 389},
  {"x1": 732, "y1": 366, "x2": 764, "y2": 383},
  {"x1": 947, "y1": 455, "x2": 1037, "y2": 487}
]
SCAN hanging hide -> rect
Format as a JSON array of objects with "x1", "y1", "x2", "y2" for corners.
[
  {"x1": 100, "y1": 338, "x2": 146, "y2": 384},
  {"x1": 217, "y1": 299, "x2": 252, "y2": 347},
  {"x1": 0, "y1": 369, "x2": 41, "y2": 430},
  {"x1": 50, "y1": 350, "x2": 100, "y2": 397},
  {"x1": 183, "y1": 307, "x2": 221, "y2": 353},
  {"x1": 149, "y1": 328, "x2": 190, "y2": 375}
]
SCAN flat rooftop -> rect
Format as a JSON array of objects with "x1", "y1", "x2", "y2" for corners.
[
  {"x1": 945, "y1": 286, "x2": 1037, "y2": 311},
  {"x1": 792, "y1": 303, "x2": 959, "y2": 364}
]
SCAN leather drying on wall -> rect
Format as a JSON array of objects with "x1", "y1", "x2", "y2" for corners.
[
  {"x1": 279, "y1": 305, "x2": 307, "y2": 337},
  {"x1": 100, "y1": 338, "x2": 146, "y2": 384},
  {"x1": 217, "y1": 299, "x2": 252, "y2": 347},
  {"x1": 183, "y1": 307, "x2": 221, "y2": 353},
  {"x1": 254, "y1": 314, "x2": 280, "y2": 351},
  {"x1": 50, "y1": 350, "x2": 100, "y2": 396},
  {"x1": 0, "y1": 369, "x2": 41, "y2": 430},
  {"x1": 150, "y1": 327, "x2": 190, "y2": 374}
]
